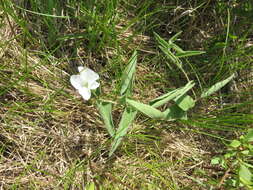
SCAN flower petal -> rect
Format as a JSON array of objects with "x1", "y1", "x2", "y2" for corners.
[
  {"x1": 78, "y1": 87, "x2": 91, "y2": 100},
  {"x1": 78, "y1": 66, "x2": 85, "y2": 72},
  {"x1": 80, "y1": 68, "x2": 99, "y2": 82},
  {"x1": 70, "y1": 75, "x2": 83, "y2": 89},
  {"x1": 89, "y1": 81, "x2": 100, "y2": 90}
]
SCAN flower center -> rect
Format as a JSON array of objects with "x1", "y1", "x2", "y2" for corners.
[{"x1": 82, "y1": 81, "x2": 89, "y2": 88}]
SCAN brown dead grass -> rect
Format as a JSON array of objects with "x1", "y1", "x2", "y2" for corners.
[
  {"x1": 0, "y1": 18, "x2": 108, "y2": 189},
  {"x1": 1, "y1": 3, "x2": 253, "y2": 189},
  {"x1": 0, "y1": 19, "x2": 213, "y2": 189}
]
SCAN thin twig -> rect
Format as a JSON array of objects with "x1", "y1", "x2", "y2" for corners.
[{"x1": 218, "y1": 168, "x2": 231, "y2": 189}]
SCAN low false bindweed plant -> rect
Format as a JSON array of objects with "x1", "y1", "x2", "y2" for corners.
[
  {"x1": 211, "y1": 129, "x2": 253, "y2": 189},
  {"x1": 71, "y1": 33, "x2": 236, "y2": 157},
  {"x1": 96, "y1": 33, "x2": 236, "y2": 156}
]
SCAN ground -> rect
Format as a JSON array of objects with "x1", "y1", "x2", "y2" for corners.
[{"x1": 0, "y1": 1, "x2": 253, "y2": 189}]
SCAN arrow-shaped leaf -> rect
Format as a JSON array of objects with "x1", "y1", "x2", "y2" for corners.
[
  {"x1": 169, "y1": 31, "x2": 183, "y2": 43},
  {"x1": 175, "y1": 94, "x2": 195, "y2": 111},
  {"x1": 176, "y1": 50, "x2": 205, "y2": 58},
  {"x1": 239, "y1": 164, "x2": 253, "y2": 186},
  {"x1": 159, "y1": 45, "x2": 182, "y2": 68},
  {"x1": 171, "y1": 43, "x2": 184, "y2": 53},
  {"x1": 97, "y1": 101, "x2": 115, "y2": 137},
  {"x1": 150, "y1": 81, "x2": 195, "y2": 108},
  {"x1": 201, "y1": 74, "x2": 236, "y2": 98},
  {"x1": 154, "y1": 32, "x2": 173, "y2": 50},
  {"x1": 109, "y1": 108, "x2": 137, "y2": 156},
  {"x1": 120, "y1": 51, "x2": 137, "y2": 96},
  {"x1": 163, "y1": 105, "x2": 187, "y2": 121},
  {"x1": 126, "y1": 98, "x2": 165, "y2": 119},
  {"x1": 244, "y1": 129, "x2": 253, "y2": 142}
]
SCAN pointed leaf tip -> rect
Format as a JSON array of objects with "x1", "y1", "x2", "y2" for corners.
[
  {"x1": 201, "y1": 74, "x2": 236, "y2": 98},
  {"x1": 120, "y1": 51, "x2": 137, "y2": 96}
]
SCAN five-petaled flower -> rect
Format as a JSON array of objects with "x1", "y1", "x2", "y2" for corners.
[{"x1": 70, "y1": 66, "x2": 100, "y2": 100}]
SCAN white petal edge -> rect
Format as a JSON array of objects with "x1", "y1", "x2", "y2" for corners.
[
  {"x1": 78, "y1": 88, "x2": 91, "y2": 100},
  {"x1": 70, "y1": 75, "x2": 83, "y2": 90},
  {"x1": 80, "y1": 68, "x2": 99, "y2": 82},
  {"x1": 78, "y1": 66, "x2": 85, "y2": 72},
  {"x1": 89, "y1": 81, "x2": 100, "y2": 90}
]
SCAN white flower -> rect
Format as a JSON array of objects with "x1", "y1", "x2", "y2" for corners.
[{"x1": 70, "y1": 66, "x2": 100, "y2": 100}]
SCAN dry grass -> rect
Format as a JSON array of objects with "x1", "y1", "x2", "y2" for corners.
[
  {"x1": 0, "y1": 18, "x2": 106, "y2": 189},
  {"x1": 1, "y1": 1, "x2": 253, "y2": 189},
  {"x1": 0, "y1": 18, "x2": 214, "y2": 189}
]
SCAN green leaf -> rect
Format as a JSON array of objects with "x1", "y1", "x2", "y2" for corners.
[
  {"x1": 242, "y1": 150, "x2": 250, "y2": 155},
  {"x1": 229, "y1": 140, "x2": 241, "y2": 148},
  {"x1": 169, "y1": 31, "x2": 183, "y2": 43},
  {"x1": 176, "y1": 50, "x2": 205, "y2": 58},
  {"x1": 159, "y1": 45, "x2": 182, "y2": 68},
  {"x1": 109, "y1": 108, "x2": 137, "y2": 156},
  {"x1": 97, "y1": 101, "x2": 115, "y2": 137},
  {"x1": 228, "y1": 33, "x2": 238, "y2": 39},
  {"x1": 224, "y1": 152, "x2": 236, "y2": 159},
  {"x1": 163, "y1": 105, "x2": 187, "y2": 121},
  {"x1": 244, "y1": 129, "x2": 253, "y2": 142},
  {"x1": 154, "y1": 32, "x2": 173, "y2": 50},
  {"x1": 171, "y1": 43, "x2": 184, "y2": 53},
  {"x1": 150, "y1": 88, "x2": 181, "y2": 108},
  {"x1": 155, "y1": 31, "x2": 190, "y2": 54},
  {"x1": 220, "y1": 158, "x2": 227, "y2": 169},
  {"x1": 120, "y1": 51, "x2": 137, "y2": 96},
  {"x1": 239, "y1": 164, "x2": 253, "y2": 185},
  {"x1": 242, "y1": 162, "x2": 253, "y2": 169},
  {"x1": 150, "y1": 81, "x2": 195, "y2": 108},
  {"x1": 201, "y1": 74, "x2": 236, "y2": 98},
  {"x1": 86, "y1": 182, "x2": 95, "y2": 190},
  {"x1": 115, "y1": 108, "x2": 137, "y2": 139},
  {"x1": 211, "y1": 157, "x2": 220, "y2": 165},
  {"x1": 126, "y1": 98, "x2": 165, "y2": 119},
  {"x1": 249, "y1": 144, "x2": 253, "y2": 152},
  {"x1": 154, "y1": 31, "x2": 184, "y2": 54},
  {"x1": 174, "y1": 94, "x2": 195, "y2": 111}
]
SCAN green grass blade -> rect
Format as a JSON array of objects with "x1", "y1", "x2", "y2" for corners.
[
  {"x1": 201, "y1": 73, "x2": 236, "y2": 98},
  {"x1": 109, "y1": 107, "x2": 137, "y2": 156},
  {"x1": 15, "y1": 5, "x2": 69, "y2": 18},
  {"x1": 120, "y1": 51, "x2": 137, "y2": 96},
  {"x1": 97, "y1": 101, "x2": 115, "y2": 137},
  {"x1": 126, "y1": 98, "x2": 165, "y2": 119}
]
